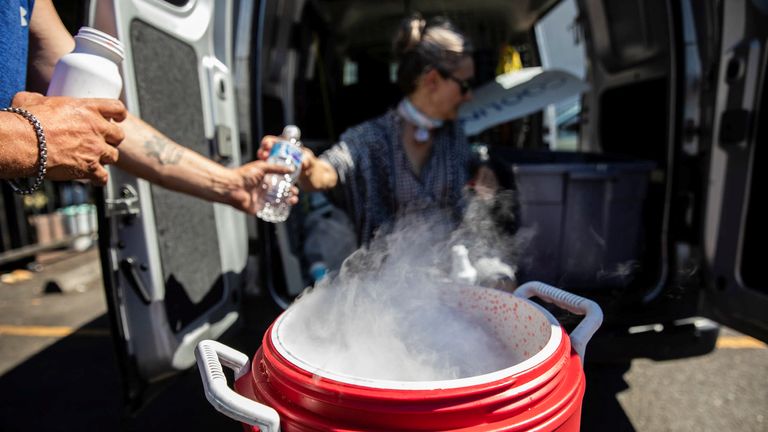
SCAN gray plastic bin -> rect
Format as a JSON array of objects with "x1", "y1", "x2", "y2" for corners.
[{"x1": 505, "y1": 152, "x2": 655, "y2": 289}]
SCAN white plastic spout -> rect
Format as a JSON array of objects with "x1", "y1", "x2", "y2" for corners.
[
  {"x1": 282, "y1": 125, "x2": 301, "y2": 143},
  {"x1": 451, "y1": 244, "x2": 477, "y2": 285},
  {"x1": 74, "y1": 27, "x2": 125, "y2": 64}
]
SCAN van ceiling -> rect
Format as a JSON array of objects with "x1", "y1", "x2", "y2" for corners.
[{"x1": 312, "y1": 0, "x2": 561, "y2": 52}]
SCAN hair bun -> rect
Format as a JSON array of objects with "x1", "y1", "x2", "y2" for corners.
[
  {"x1": 394, "y1": 13, "x2": 426, "y2": 57},
  {"x1": 411, "y1": 16, "x2": 426, "y2": 41},
  {"x1": 393, "y1": 12, "x2": 472, "y2": 95}
]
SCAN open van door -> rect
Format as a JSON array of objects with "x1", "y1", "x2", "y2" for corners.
[
  {"x1": 578, "y1": 0, "x2": 768, "y2": 358},
  {"x1": 699, "y1": 0, "x2": 768, "y2": 343},
  {"x1": 90, "y1": 0, "x2": 251, "y2": 410},
  {"x1": 576, "y1": 0, "x2": 768, "y2": 344}
]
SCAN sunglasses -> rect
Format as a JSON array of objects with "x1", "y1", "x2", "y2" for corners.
[{"x1": 437, "y1": 68, "x2": 474, "y2": 95}]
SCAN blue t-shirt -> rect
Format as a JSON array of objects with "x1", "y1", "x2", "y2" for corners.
[{"x1": 0, "y1": 0, "x2": 35, "y2": 107}]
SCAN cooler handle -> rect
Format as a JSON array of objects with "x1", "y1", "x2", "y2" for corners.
[
  {"x1": 195, "y1": 340, "x2": 281, "y2": 432},
  {"x1": 514, "y1": 281, "x2": 603, "y2": 361}
]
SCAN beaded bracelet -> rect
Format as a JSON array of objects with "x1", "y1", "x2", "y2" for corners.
[{"x1": 1, "y1": 107, "x2": 48, "y2": 195}]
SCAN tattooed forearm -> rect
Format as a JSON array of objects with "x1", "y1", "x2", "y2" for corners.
[{"x1": 143, "y1": 135, "x2": 185, "y2": 165}]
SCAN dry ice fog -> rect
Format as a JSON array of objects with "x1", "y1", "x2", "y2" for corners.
[{"x1": 279, "y1": 192, "x2": 538, "y2": 382}]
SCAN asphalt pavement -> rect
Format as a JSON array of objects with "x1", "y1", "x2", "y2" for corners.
[{"x1": 0, "y1": 248, "x2": 766, "y2": 432}]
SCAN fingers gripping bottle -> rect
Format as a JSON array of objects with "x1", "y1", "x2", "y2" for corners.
[{"x1": 256, "y1": 125, "x2": 303, "y2": 222}]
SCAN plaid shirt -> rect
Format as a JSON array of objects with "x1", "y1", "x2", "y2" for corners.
[{"x1": 321, "y1": 109, "x2": 472, "y2": 245}]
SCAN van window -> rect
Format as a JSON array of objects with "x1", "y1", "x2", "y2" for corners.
[
  {"x1": 534, "y1": 0, "x2": 586, "y2": 150},
  {"x1": 343, "y1": 58, "x2": 358, "y2": 86},
  {"x1": 161, "y1": 0, "x2": 190, "y2": 6}
]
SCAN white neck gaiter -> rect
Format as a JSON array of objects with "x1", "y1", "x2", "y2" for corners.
[{"x1": 397, "y1": 98, "x2": 444, "y2": 142}]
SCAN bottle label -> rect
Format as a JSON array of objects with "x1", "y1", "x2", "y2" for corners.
[{"x1": 269, "y1": 141, "x2": 302, "y2": 168}]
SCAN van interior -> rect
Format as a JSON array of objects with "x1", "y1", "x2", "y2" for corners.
[{"x1": 252, "y1": 0, "x2": 727, "y2": 362}]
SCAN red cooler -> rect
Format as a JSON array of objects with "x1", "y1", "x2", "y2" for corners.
[{"x1": 196, "y1": 281, "x2": 602, "y2": 431}]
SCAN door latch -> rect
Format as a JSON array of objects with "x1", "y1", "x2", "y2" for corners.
[{"x1": 105, "y1": 185, "x2": 140, "y2": 218}]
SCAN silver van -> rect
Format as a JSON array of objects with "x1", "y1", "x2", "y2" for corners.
[{"x1": 86, "y1": 0, "x2": 767, "y2": 422}]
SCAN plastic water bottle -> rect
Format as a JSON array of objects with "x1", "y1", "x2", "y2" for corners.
[
  {"x1": 47, "y1": 27, "x2": 124, "y2": 99},
  {"x1": 309, "y1": 261, "x2": 329, "y2": 282},
  {"x1": 256, "y1": 125, "x2": 303, "y2": 223}
]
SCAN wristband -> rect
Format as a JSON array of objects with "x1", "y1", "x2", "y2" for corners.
[{"x1": 1, "y1": 107, "x2": 48, "y2": 195}]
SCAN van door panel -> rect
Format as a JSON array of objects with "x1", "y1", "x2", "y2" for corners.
[
  {"x1": 92, "y1": 0, "x2": 247, "y2": 409},
  {"x1": 701, "y1": 0, "x2": 768, "y2": 342}
]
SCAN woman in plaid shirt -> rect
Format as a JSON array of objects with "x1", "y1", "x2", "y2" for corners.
[{"x1": 260, "y1": 13, "x2": 493, "y2": 245}]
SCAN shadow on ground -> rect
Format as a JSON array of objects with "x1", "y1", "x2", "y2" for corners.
[
  {"x1": 581, "y1": 361, "x2": 637, "y2": 432},
  {"x1": 0, "y1": 314, "x2": 241, "y2": 432}
]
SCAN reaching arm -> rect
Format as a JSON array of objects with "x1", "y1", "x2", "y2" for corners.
[
  {"x1": 298, "y1": 149, "x2": 340, "y2": 192},
  {"x1": 115, "y1": 115, "x2": 294, "y2": 213}
]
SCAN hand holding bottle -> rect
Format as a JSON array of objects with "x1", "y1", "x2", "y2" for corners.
[
  {"x1": 7, "y1": 91, "x2": 126, "y2": 185},
  {"x1": 255, "y1": 125, "x2": 304, "y2": 222},
  {"x1": 228, "y1": 160, "x2": 298, "y2": 215}
]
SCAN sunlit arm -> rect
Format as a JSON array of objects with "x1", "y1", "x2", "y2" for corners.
[
  {"x1": 297, "y1": 150, "x2": 339, "y2": 192},
  {"x1": 115, "y1": 115, "x2": 293, "y2": 213},
  {"x1": 114, "y1": 115, "x2": 239, "y2": 201}
]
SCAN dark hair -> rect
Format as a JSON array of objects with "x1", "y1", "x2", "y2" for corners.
[{"x1": 393, "y1": 13, "x2": 474, "y2": 95}]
